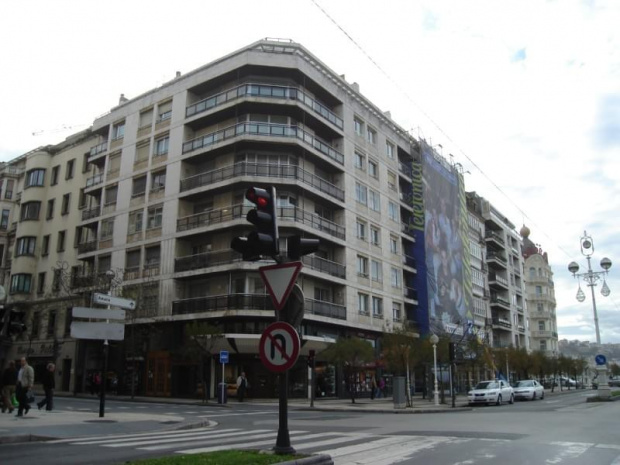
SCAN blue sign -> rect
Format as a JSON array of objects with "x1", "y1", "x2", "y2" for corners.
[
  {"x1": 220, "y1": 350, "x2": 229, "y2": 364},
  {"x1": 595, "y1": 354, "x2": 607, "y2": 366}
]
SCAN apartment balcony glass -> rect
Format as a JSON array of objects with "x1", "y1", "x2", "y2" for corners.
[
  {"x1": 304, "y1": 298, "x2": 346, "y2": 320},
  {"x1": 492, "y1": 318, "x2": 512, "y2": 329},
  {"x1": 490, "y1": 293, "x2": 511, "y2": 309},
  {"x1": 485, "y1": 230, "x2": 505, "y2": 244},
  {"x1": 85, "y1": 173, "x2": 104, "y2": 188},
  {"x1": 175, "y1": 249, "x2": 240, "y2": 273},
  {"x1": 186, "y1": 83, "x2": 344, "y2": 129},
  {"x1": 81, "y1": 206, "x2": 101, "y2": 221},
  {"x1": 398, "y1": 161, "x2": 412, "y2": 178},
  {"x1": 182, "y1": 122, "x2": 344, "y2": 165},
  {"x1": 180, "y1": 162, "x2": 344, "y2": 202},
  {"x1": 301, "y1": 255, "x2": 346, "y2": 279},
  {"x1": 487, "y1": 250, "x2": 507, "y2": 266},
  {"x1": 88, "y1": 142, "x2": 108, "y2": 162},
  {"x1": 77, "y1": 240, "x2": 98, "y2": 254}
]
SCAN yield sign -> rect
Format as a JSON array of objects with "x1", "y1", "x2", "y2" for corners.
[
  {"x1": 259, "y1": 262, "x2": 303, "y2": 311},
  {"x1": 259, "y1": 322, "x2": 300, "y2": 372}
]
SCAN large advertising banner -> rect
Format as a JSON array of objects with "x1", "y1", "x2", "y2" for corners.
[{"x1": 412, "y1": 141, "x2": 472, "y2": 335}]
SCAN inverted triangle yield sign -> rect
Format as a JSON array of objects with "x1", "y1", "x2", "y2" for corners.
[{"x1": 259, "y1": 262, "x2": 303, "y2": 311}]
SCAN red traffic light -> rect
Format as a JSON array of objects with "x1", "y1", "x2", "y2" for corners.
[{"x1": 246, "y1": 187, "x2": 271, "y2": 209}]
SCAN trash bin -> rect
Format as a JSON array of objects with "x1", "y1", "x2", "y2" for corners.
[
  {"x1": 393, "y1": 376, "x2": 406, "y2": 409},
  {"x1": 217, "y1": 382, "x2": 228, "y2": 404}
]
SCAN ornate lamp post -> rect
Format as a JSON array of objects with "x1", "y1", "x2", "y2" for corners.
[
  {"x1": 430, "y1": 333, "x2": 439, "y2": 406},
  {"x1": 568, "y1": 231, "x2": 612, "y2": 345}
]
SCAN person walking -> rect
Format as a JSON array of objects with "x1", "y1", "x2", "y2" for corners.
[
  {"x1": 236, "y1": 372, "x2": 248, "y2": 402},
  {"x1": 1, "y1": 361, "x2": 17, "y2": 414},
  {"x1": 16, "y1": 357, "x2": 34, "y2": 417},
  {"x1": 370, "y1": 376, "x2": 377, "y2": 400},
  {"x1": 37, "y1": 363, "x2": 55, "y2": 411}
]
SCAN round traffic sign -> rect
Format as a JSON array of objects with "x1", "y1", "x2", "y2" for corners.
[
  {"x1": 259, "y1": 322, "x2": 300, "y2": 372},
  {"x1": 595, "y1": 354, "x2": 607, "y2": 366}
]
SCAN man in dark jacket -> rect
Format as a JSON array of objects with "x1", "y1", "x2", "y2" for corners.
[
  {"x1": 37, "y1": 363, "x2": 55, "y2": 411},
  {"x1": 1, "y1": 361, "x2": 17, "y2": 413}
]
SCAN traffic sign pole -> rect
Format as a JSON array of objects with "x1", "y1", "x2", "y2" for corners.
[
  {"x1": 220, "y1": 350, "x2": 229, "y2": 404},
  {"x1": 274, "y1": 370, "x2": 294, "y2": 454}
]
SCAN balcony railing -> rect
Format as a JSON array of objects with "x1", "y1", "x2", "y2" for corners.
[
  {"x1": 182, "y1": 122, "x2": 344, "y2": 165},
  {"x1": 77, "y1": 240, "x2": 98, "y2": 254},
  {"x1": 301, "y1": 255, "x2": 346, "y2": 279},
  {"x1": 490, "y1": 294, "x2": 511, "y2": 307},
  {"x1": 485, "y1": 230, "x2": 505, "y2": 244},
  {"x1": 403, "y1": 287, "x2": 418, "y2": 301},
  {"x1": 180, "y1": 162, "x2": 344, "y2": 201},
  {"x1": 85, "y1": 173, "x2": 104, "y2": 188},
  {"x1": 175, "y1": 249, "x2": 240, "y2": 273},
  {"x1": 177, "y1": 204, "x2": 346, "y2": 240},
  {"x1": 88, "y1": 142, "x2": 108, "y2": 161},
  {"x1": 487, "y1": 250, "x2": 507, "y2": 265},
  {"x1": 186, "y1": 83, "x2": 344, "y2": 129},
  {"x1": 492, "y1": 318, "x2": 512, "y2": 329},
  {"x1": 304, "y1": 298, "x2": 346, "y2": 320},
  {"x1": 398, "y1": 161, "x2": 412, "y2": 178},
  {"x1": 531, "y1": 330, "x2": 557, "y2": 338},
  {"x1": 81, "y1": 206, "x2": 101, "y2": 221},
  {"x1": 488, "y1": 273, "x2": 509, "y2": 287}
]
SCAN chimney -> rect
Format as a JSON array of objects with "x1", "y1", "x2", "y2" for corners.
[
  {"x1": 351, "y1": 82, "x2": 360, "y2": 92},
  {"x1": 384, "y1": 110, "x2": 392, "y2": 119},
  {"x1": 119, "y1": 93, "x2": 129, "y2": 105},
  {"x1": 176, "y1": 71, "x2": 181, "y2": 78}
]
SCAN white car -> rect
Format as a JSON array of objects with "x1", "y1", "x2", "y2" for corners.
[
  {"x1": 468, "y1": 380, "x2": 514, "y2": 406},
  {"x1": 513, "y1": 379, "x2": 545, "y2": 400}
]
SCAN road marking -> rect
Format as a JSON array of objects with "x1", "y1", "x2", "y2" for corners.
[
  {"x1": 106, "y1": 429, "x2": 272, "y2": 448},
  {"x1": 75, "y1": 429, "x2": 243, "y2": 446},
  {"x1": 47, "y1": 426, "x2": 219, "y2": 444},
  {"x1": 139, "y1": 430, "x2": 289, "y2": 451},
  {"x1": 197, "y1": 411, "x2": 276, "y2": 418},
  {"x1": 178, "y1": 431, "x2": 322, "y2": 455}
]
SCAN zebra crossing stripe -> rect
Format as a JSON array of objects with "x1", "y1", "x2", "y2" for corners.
[
  {"x1": 138, "y1": 430, "x2": 292, "y2": 451},
  {"x1": 197, "y1": 411, "x2": 275, "y2": 418},
  {"x1": 74, "y1": 429, "x2": 243, "y2": 446},
  {"x1": 47, "y1": 426, "x2": 218, "y2": 444},
  {"x1": 178, "y1": 431, "x2": 321, "y2": 455},
  {"x1": 289, "y1": 433, "x2": 375, "y2": 451}
]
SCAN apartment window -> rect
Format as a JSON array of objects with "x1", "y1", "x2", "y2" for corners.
[
  {"x1": 368, "y1": 159, "x2": 378, "y2": 178},
  {"x1": 42, "y1": 235, "x2": 50, "y2": 256},
  {"x1": 355, "y1": 182, "x2": 367, "y2": 205},
  {"x1": 529, "y1": 267, "x2": 536, "y2": 279},
  {"x1": 31, "y1": 312, "x2": 40, "y2": 338},
  {"x1": 370, "y1": 226, "x2": 380, "y2": 246},
  {"x1": 15, "y1": 237, "x2": 36, "y2": 256},
  {"x1": 126, "y1": 249, "x2": 141, "y2": 270},
  {"x1": 356, "y1": 219, "x2": 367, "y2": 240},
  {"x1": 537, "y1": 302, "x2": 544, "y2": 312},
  {"x1": 66, "y1": 159, "x2": 75, "y2": 180},
  {"x1": 112, "y1": 121, "x2": 125, "y2": 140},
  {"x1": 5, "y1": 179, "x2": 14, "y2": 199},
  {"x1": 390, "y1": 235, "x2": 398, "y2": 254},
  {"x1": 128, "y1": 210, "x2": 143, "y2": 234},
  {"x1": 20, "y1": 201, "x2": 41, "y2": 221},
  {"x1": 61, "y1": 193, "x2": 71, "y2": 215},
  {"x1": 57, "y1": 230, "x2": 66, "y2": 252},
  {"x1": 101, "y1": 219, "x2": 114, "y2": 239},
  {"x1": 37, "y1": 272, "x2": 46, "y2": 294},
  {"x1": 157, "y1": 101, "x2": 172, "y2": 122},
  {"x1": 82, "y1": 152, "x2": 90, "y2": 173},
  {"x1": 147, "y1": 205, "x2": 163, "y2": 229},
  {"x1": 74, "y1": 226, "x2": 81, "y2": 248},
  {"x1": 371, "y1": 260, "x2": 382, "y2": 282},
  {"x1": 367, "y1": 127, "x2": 377, "y2": 144},
  {"x1": 46, "y1": 199, "x2": 55, "y2": 220},
  {"x1": 0, "y1": 210, "x2": 9, "y2": 229},
  {"x1": 538, "y1": 320, "x2": 545, "y2": 331},
  {"x1": 139, "y1": 108, "x2": 153, "y2": 128},
  {"x1": 369, "y1": 190, "x2": 381, "y2": 211},
  {"x1": 392, "y1": 302, "x2": 402, "y2": 321},
  {"x1": 135, "y1": 142, "x2": 150, "y2": 163},
  {"x1": 388, "y1": 201, "x2": 399, "y2": 221},
  {"x1": 154, "y1": 136, "x2": 170, "y2": 156},
  {"x1": 391, "y1": 267, "x2": 401, "y2": 288},
  {"x1": 10, "y1": 273, "x2": 32, "y2": 294},
  {"x1": 25, "y1": 169, "x2": 45, "y2": 187},
  {"x1": 46, "y1": 310, "x2": 57, "y2": 337},
  {"x1": 357, "y1": 255, "x2": 369, "y2": 277},
  {"x1": 372, "y1": 296, "x2": 383, "y2": 317},
  {"x1": 151, "y1": 170, "x2": 166, "y2": 191},
  {"x1": 535, "y1": 285, "x2": 542, "y2": 296},
  {"x1": 145, "y1": 245, "x2": 161, "y2": 265},
  {"x1": 358, "y1": 293, "x2": 369, "y2": 315},
  {"x1": 105, "y1": 185, "x2": 118, "y2": 206},
  {"x1": 132, "y1": 175, "x2": 147, "y2": 197},
  {"x1": 354, "y1": 151, "x2": 365, "y2": 170},
  {"x1": 387, "y1": 171, "x2": 397, "y2": 191},
  {"x1": 64, "y1": 307, "x2": 73, "y2": 336},
  {"x1": 51, "y1": 166, "x2": 60, "y2": 185},
  {"x1": 540, "y1": 340, "x2": 547, "y2": 351},
  {"x1": 354, "y1": 117, "x2": 364, "y2": 136},
  {"x1": 386, "y1": 141, "x2": 395, "y2": 159},
  {"x1": 78, "y1": 188, "x2": 86, "y2": 209}
]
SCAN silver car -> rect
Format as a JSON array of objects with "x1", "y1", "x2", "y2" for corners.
[
  {"x1": 468, "y1": 380, "x2": 514, "y2": 406},
  {"x1": 513, "y1": 379, "x2": 545, "y2": 400}
]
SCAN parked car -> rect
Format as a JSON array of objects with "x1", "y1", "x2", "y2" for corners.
[
  {"x1": 468, "y1": 380, "x2": 514, "y2": 406},
  {"x1": 513, "y1": 379, "x2": 545, "y2": 401},
  {"x1": 608, "y1": 377, "x2": 620, "y2": 387}
]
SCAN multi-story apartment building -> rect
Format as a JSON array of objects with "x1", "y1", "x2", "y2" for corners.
[{"x1": 521, "y1": 225, "x2": 558, "y2": 354}]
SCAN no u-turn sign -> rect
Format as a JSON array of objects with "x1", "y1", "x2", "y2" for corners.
[{"x1": 259, "y1": 322, "x2": 300, "y2": 372}]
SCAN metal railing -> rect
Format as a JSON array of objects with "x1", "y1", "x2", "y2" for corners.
[
  {"x1": 182, "y1": 122, "x2": 344, "y2": 165},
  {"x1": 304, "y1": 298, "x2": 346, "y2": 320},
  {"x1": 485, "y1": 230, "x2": 505, "y2": 244},
  {"x1": 89, "y1": 142, "x2": 108, "y2": 159},
  {"x1": 301, "y1": 254, "x2": 346, "y2": 278},
  {"x1": 77, "y1": 240, "x2": 98, "y2": 254},
  {"x1": 487, "y1": 250, "x2": 507, "y2": 265},
  {"x1": 398, "y1": 161, "x2": 412, "y2": 178},
  {"x1": 81, "y1": 207, "x2": 101, "y2": 221},
  {"x1": 175, "y1": 249, "x2": 239, "y2": 273},
  {"x1": 85, "y1": 173, "x2": 104, "y2": 188},
  {"x1": 492, "y1": 318, "x2": 512, "y2": 329}
]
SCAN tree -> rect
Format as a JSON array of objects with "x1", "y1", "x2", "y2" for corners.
[
  {"x1": 322, "y1": 337, "x2": 374, "y2": 404},
  {"x1": 183, "y1": 321, "x2": 223, "y2": 403},
  {"x1": 610, "y1": 363, "x2": 620, "y2": 377},
  {"x1": 382, "y1": 327, "x2": 426, "y2": 407}
]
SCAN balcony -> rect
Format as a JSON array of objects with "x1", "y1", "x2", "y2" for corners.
[
  {"x1": 81, "y1": 206, "x2": 101, "y2": 221},
  {"x1": 487, "y1": 250, "x2": 507, "y2": 267},
  {"x1": 70, "y1": 274, "x2": 95, "y2": 289},
  {"x1": 88, "y1": 142, "x2": 108, "y2": 162},
  {"x1": 531, "y1": 330, "x2": 558, "y2": 339},
  {"x1": 175, "y1": 249, "x2": 240, "y2": 273},
  {"x1": 301, "y1": 255, "x2": 346, "y2": 279},
  {"x1": 485, "y1": 230, "x2": 505, "y2": 245},
  {"x1": 186, "y1": 83, "x2": 344, "y2": 130},
  {"x1": 492, "y1": 318, "x2": 512, "y2": 329},
  {"x1": 77, "y1": 240, "x2": 98, "y2": 254},
  {"x1": 398, "y1": 161, "x2": 412, "y2": 178},
  {"x1": 488, "y1": 273, "x2": 509, "y2": 289},
  {"x1": 85, "y1": 173, "x2": 104, "y2": 188},
  {"x1": 180, "y1": 162, "x2": 344, "y2": 202},
  {"x1": 182, "y1": 122, "x2": 344, "y2": 166},
  {"x1": 402, "y1": 255, "x2": 417, "y2": 269},
  {"x1": 490, "y1": 294, "x2": 511, "y2": 309},
  {"x1": 304, "y1": 298, "x2": 346, "y2": 320},
  {"x1": 403, "y1": 287, "x2": 418, "y2": 301}
]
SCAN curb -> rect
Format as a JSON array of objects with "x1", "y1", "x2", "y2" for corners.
[
  {"x1": 296, "y1": 406, "x2": 471, "y2": 414},
  {"x1": 55, "y1": 393, "x2": 231, "y2": 409},
  {"x1": 277, "y1": 454, "x2": 334, "y2": 465}
]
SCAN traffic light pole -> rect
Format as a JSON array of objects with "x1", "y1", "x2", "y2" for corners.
[
  {"x1": 274, "y1": 370, "x2": 295, "y2": 454},
  {"x1": 310, "y1": 355, "x2": 316, "y2": 408}
]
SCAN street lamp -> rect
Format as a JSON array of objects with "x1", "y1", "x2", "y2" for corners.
[
  {"x1": 430, "y1": 333, "x2": 439, "y2": 406},
  {"x1": 568, "y1": 231, "x2": 612, "y2": 345}
]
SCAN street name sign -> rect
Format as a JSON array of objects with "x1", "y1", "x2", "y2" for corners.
[
  {"x1": 72, "y1": 306, "x2": 126, "y2": 321},
  {"x1": 71, "y1": 321, "x2": 125, "y2": 341},
  {"x1": 259, "y1": 262, "x2": 303, "y2": 311},
  {"x1": 259, "y1": 321, "x2": 300, "y2": 372},
  {"x1": 220, "y1": 350, "x2": 229, "y2": 364},
  {"x1": 93, "y1": 293, "x2": 136, "y2": 310}
]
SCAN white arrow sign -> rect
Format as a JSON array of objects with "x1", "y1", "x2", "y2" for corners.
[
  {"x1": 259, "y1": 262, "x2": 303, "y2": 311},
  {"x1": 71, "y1": 321, "x2": 125, "y2": 341},
  {"x1": 93, "y1": 293, "x2": 136, "y2": 310},
  {"x1": 72, "y1": 307, "x2": 126, "y2": 321}
]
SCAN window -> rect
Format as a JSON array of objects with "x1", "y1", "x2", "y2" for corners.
[
  {"x1": 112, "y1": 121, "x2": 125, "y2": 140},
  {"x1": 354, "y1": 151, "x2": 365, "y2": 170},
  {"x1": 5, "y1": 179, "x2": 14, "y2": 199},
  {"x1": 16, "y1": 237, "x2": 36, "y2": 256},
  {"x1": 135, "y1": 142, "x2": 150, "y2": 163},
  {"x1": 371, "y1": 260, "x2": 382, "y2": 282},
  {"x1": 66, "y1": 159, "x2": 75, "y2": 179},
  {"x1": 132, "y1": 176, "x2": 147, "y2": 197},
  {"x1": 390, "y1": 236, "x2": 398, "y2": 254},
  {"x1": 368, "y1": 159, "x2": 378, "y2": 178},
  {"x1": 357, "y1": 255, "x2": 369, "y2": 277},
  {"x1": 101, "y1": 219, "x2": 114, "y2": 239},
  {"x1": 20, "y1": 201, "x2": 41, "y2": 221},
  {"x1": 537, "y1": 302, "x2": 544, "y2": 312},
  {"x1": 57, "y1": 230, "x2": 66, "y2": 252},
  {"x1": 386, "y1": 141, "x2": 395, "y2": 159},
  {"x1": 369, "y1": 190, "x2": 381, "y2": 211},
  {"x1": 0, "y1": 210, "x2": 9, "y2": 229},
  {"x1": 139, "y1": 109, "x2": 153, "y2": 128},
  {"x1": 51, "y1": 166, "x2": 60, "y2": 185},
  {"x1": 154, "y1": 136, "x2": 169, "y2": 156},
  {"x1": 26, "y1": 169, "x2": 45, "y2": 187},
  {"x1": 147, "y1": 205, "x2": 163, "y2": 229},
  {"x1": 387, "y1": 171, "x2": 397, "y2": 191},
  {"x1": 538, "y1": 320, "x2": 545, "y2": 331},
  {"x1": 367, "y1": 127, "x2": 377, "y2": 144},
  {"x1": 391, "y1": 267, "x2": 401, "y2": 288},
  {"x1": 37, "y1": 272, "x2": 46, "y2": 294},
  {"x1": 540, "y1": 340, "x2": 547, "y2": 351},
  {"x1": 529, "y1": 267, "x2": 536, "y2": 279},
  {"x1": 355, "y1": 182, "x2": 367, "y2": 205},
  {"x1": 126, "y1": 249, "x2": 141, "y2": 269},
  {"x1": 42, "y1": 235, "x2": 50, "y2": 256},
  {"x1": 535, "y1": 285, "x2": 543, "y2": 296},
  {"x1": 356, "y1": 219, "x2": 367, "y2": 240},
  {"x1": 372, "y1": 296, "x2": 383, "y2": 317},
  {"x1": 392, "y1": 302, "x2": 402, "y2": 321},
  {"x1": 64, "y1": 307, "x2": 73, "y2": 336},
  {"x1": 128, "y1": 210, "x2": 144, "y2": 234},
  {"x1": 46, "y1": 199, "x2": 55, "y2": 220},
  {"x1": 78, "y1": 188, "x2": 86, "y2": 209},
  {"x1": 157, "y1": 101, "x2": 172, "y2": 122},
  {"x1": 82, "y1": 152, "x2": 90, "y2": 173},
  {"x1": 370, "y1": 226, "x2": 380, "y2": 246},
  {"x1": 151, "y1": 170, "x2": 166, "y2": 191},
  {"x1": 47, "y1": 310, "x2": 57, "y2": 337},
  {"x1": 61, "y1": 193, "x2": 71, "y2": 215},
  {"x1": 388, "y1": 201, "x2": 399, "y2": 221},
  {"x1": 105, "y1": 185, "x2": 118, "y2": 206},
  {"x1": 145, "y1": 245, "x2": 161, "y2": 265},
  {"x1": 31, "y1": 312, "x2": 40, "y2": 338},
  {"x1": 354, "y1": 117, "x2": 364, "y2": 136},
  {"x1": 10, "y1": 274, "x2": 32, "y2": 294},
  {"x1": 358, "y1": 293, "x2": 369, "y2": 314}
]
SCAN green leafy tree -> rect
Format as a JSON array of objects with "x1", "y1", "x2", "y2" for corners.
[
  {"x1": 610, "y1": 363, "x2": 620, "y2": 377},
  {"x1": 322, "y1": 337, "x2": 374, "y2": 404},
  {"x1": 183, "y1": 321, "x2": 223, "y2": 403}
]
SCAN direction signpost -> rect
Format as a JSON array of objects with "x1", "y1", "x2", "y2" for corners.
[{"x1": 219, "y1": 350, "x2": 229, "y2": 404}]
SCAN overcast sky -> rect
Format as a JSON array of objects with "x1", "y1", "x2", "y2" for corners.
[{"x1": 1, "y1": 0, "x2": 618, "y2": 344}]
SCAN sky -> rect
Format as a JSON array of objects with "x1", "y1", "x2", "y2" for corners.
[{"x1": 1, "y1": 0, "x2": 619, "y2": 343}]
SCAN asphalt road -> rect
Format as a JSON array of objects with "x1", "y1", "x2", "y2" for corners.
[{"x1": 0, "y1": 390, "x2": 617, "y2": 465}]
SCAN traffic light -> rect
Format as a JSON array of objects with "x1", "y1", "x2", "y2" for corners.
[
  {"x1": 231, "y1": 186, "x2": 279, "y2": 261},
  {"x1": 307, "y1": 349, "x2": 316, "y2": 368},
  {"x1": 8, "y1": 308, "x2": 26, "y2": 337},
  {"x1": 288, "y1": 235, "x2": 320, "y2": 260},
  {"x1": 449, "y1": 342, "x2": 457, "y2": 362}
]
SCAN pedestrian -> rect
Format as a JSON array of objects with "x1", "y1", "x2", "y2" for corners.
[
  {"x1": 37, "y1": 363, "x2": 56, "y2": 411},
  {"x1": 1, "y1": 361, "x2": 17, "y2": 414},
  {"x1": 376, "y1": 377, "x2": 385, "y2": 398},
  {"x1": 370, "y1": 376, "x2": 377, "y2": 400},
  {"x1": 94, "y1": 372, "x2": 102, "y2": 396},
  {"x1": 16, "y1": 357, "x2": 34, "y2": 417},
  {"x1": 236, "y1": 372, "x2": 248, "y2": 402}
]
